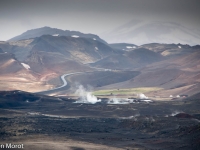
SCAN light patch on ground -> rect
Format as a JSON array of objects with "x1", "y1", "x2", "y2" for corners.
[
  {"x1": 21, "y1": 63, "x2": 30, "y2": 70},
  {"x1": 0, "y1": 76, "x2": 54, "y2": 92},
  {"x1": 141, "y1": 99, "x2": 153, "y2": 102},
  {"x1": 71, "y1": 35, "x2": 79, "y2": 38},
  {"x1": 161, "y1": 51, "x2": 169, "y2": 56},
  {"x1": 95, "y1": 47, "x2": 98, "y2": 50},
  {"x1": 93, "y1": 38, "x2": 96, "y2": 40},
  {"x1": 1, "y1": 59, "x2": 15, "y2": 68},
  {"x1": 52, "y1": 34, "x2": 59, "y2": 36},
  {"x1": 126, "y1": 46, "x2": 136, "y2": 49}
]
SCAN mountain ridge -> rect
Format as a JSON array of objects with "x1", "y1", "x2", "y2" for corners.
[{"x1": 8, "y1": 26, "x2": 107, "y2": 44}]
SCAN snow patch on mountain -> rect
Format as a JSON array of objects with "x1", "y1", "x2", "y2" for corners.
[
  {"x1": 71, "y1": 35, "x2": 79, "y2": 38},
  {"x1": 126, "y1": 46, "x2": 136, "y2": 49},
  {"x1": 21, "y1": 63, "x2": 30, "y2": 70}
]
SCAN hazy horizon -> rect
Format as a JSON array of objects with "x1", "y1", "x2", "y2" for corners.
[{"x1": 1, "y1": 0, "x2": 200, "y2": 45}]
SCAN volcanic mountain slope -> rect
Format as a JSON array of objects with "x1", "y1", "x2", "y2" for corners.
[
  {"x1": 0, "y1": 37, "x2": 105, "y2": 92},
  {"x1": 29, "y1": 35, "x2": 113, "y2": 64},
  {"x1": 0, "y1": 40, "x2": 35, "y2": 61},
  {"x1": 109, "y1": 43, "x2": 138, "y2": 51},
  {"x1": 96, "y1": 48, "x2": 200, "y2": 96},
  {"x1": 0, "y1": 35, "x2": 115, "y2": 73},
  {"x1": 125, "y1": 48, "x2": 164, "y2": 63},
  {"x1": 173, "y1": 51, "x2": 200, "y2": 71},
  {"x1": 0, "y1": 53, "x2": 25, "y2": 74},
  {"x1": 136, "y1": 51, "x2": 200, "y2": 96},
  {"x1": 0, "y1": 33, "x2": 117, "y2": 92},
  {"x1": 8, "y1": 26, "x2": 107, "y2": 44},
  {"x1": 90, "y1": 48, "x2": 164, "y2": 69},
  {"x1": 1, "y1": 35, "x2": 114, "y2": 63},
  {"x1": 0, "y1": 53, "x2": 51, "y2": 92},
  {"x1": 25, "y1": 50, "x2": 91, "y2": 74},
  {"x1": 89, "y1": 54, "x2": 136, "y2": 69},
  {"x1": 140, "y1": 43, "x2": 198, "y2": 57}
]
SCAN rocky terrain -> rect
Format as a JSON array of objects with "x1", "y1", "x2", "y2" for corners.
[{"x1": 0, "y1": 91, "x2": 200, "y2": 149}]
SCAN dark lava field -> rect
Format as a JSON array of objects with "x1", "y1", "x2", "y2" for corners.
[{"x1": 0, "y1": 91, "x2": 200, "y2": 150}]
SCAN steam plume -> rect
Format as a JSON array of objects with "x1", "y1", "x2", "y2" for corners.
[{"x1": 74, "y1": 85, "x2": 101, "y2": 104}]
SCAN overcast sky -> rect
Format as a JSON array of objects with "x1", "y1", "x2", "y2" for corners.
[{"x1": 0, "y1": 0, "x2": 200, "y2": 41}]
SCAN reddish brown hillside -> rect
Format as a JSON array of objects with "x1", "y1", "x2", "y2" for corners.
[{"x1": 0, "y1": 53, "x2": 24, "y2": 74}]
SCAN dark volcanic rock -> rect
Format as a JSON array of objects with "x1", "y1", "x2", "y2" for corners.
[{"x1": 174, "y1": 113, "x2": 193, "y2": 119}]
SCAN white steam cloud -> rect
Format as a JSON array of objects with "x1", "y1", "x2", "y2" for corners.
[
  {"x1": 138, "y1": 93, "x2": 148, "y2": 99},
  {"x1": 107, "y1": 96, "x2": 153, "y2": 104},
  {"x1": 107, "y1": 97, "x2": 135, "y2": 104},
  {"x1": 74, "y1": 85, "x2": 101, "y2": 104},
  {"x1": 73, "y1": 85, "x2": 153, "y2": 104}
]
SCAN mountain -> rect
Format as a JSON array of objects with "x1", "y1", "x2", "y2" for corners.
[
  {"x1": 25, "y1": 50, "x2": 90, "y2": 74},
  {"x1": 140, "y1": 43, "x2": 197, "y2": 57},
  {"x1": 4, "y1": 35, "x2": 114, "y2": 63},
  {"x1": 0, "y1": 53, "x2": 24, "y2": 74},
  {"x1": 109, "y1": 43, "x2": 138, "y2": 51},
  {"x1": 1, "y1": 27, "x2": 200, "y2": 97},
  {"x1": 90, "y1": 54, "x2": 137, "y2": 69},
  {"x1": 0, "y1": 52, "x2": 47, "y2": 92},
  {"x1": 125, "y1": 48, "x2": 163, "y2": 63},
  {"x1": 0, "y1": 50, "x2": 90, "y2": 92},
  {"x1": 172, "y1": 51, "x2": 200, "y2": 70},
  {"x1": 0, "y1": 32, "x2": 117, "y2": 92},
  {"x1": 95, "y1": 45, "x2": 200, "y2": 96},
  {"x1": 8, "y1": 26, "x2": 107, "y2": 44},
  {"x1": 90, "y1": 48, "x2": 163, "y2": 69},
  {"x1": 29, "y1": 35, "x2": 113, "y2": 64},
  {"x1": 101, "y1": 20, "x2": 200, "y2": 46}
]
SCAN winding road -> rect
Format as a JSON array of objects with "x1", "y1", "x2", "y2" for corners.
[
  {"x1": 35, "y1": 66, "x2": 111, "y2": 94},
  {"x1": 35, "y1": 72, "x2": 86, "y2": 94}
]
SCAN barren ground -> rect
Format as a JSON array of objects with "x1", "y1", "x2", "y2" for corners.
[{"x1": 0, "y1": 91, "x2": 200, "y2": 149}]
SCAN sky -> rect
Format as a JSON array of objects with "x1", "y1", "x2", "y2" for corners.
[{"x1": 0, "y1": 0, "x2": 200, "y2": 44}]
